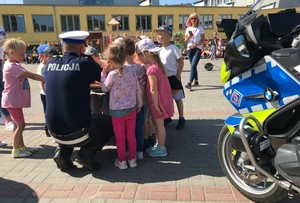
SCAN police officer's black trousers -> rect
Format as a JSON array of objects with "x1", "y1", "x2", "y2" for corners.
[{"x1": 55, "y1": 114, "x2": 114, "y2": 161}]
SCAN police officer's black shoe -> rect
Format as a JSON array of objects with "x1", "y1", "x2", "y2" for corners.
[
  {"x1": 75, "y1": 152, "x2": 101, "y2": 171},
  {"x1": 45, "y1": 125, "x2": 51, "y2": 137},
  {"x1": 176, "y1": 117, "x2": 186, "y2": 130},
  {"x1": 53, "y1": 156, "x2": 77, "y2": 172}
]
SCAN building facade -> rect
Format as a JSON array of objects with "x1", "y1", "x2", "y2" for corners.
[
  {"x1": 22, "y1": 0, "x2": 158, "y2": 6},
  {"x1": 0, "y1": 4, "x2": 251, "y2": 46},
  {"x1": 194, "y1": 0, "x2": 299, "y2": 7}
]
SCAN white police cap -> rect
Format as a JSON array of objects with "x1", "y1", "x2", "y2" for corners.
[{"x1": 59, "y1": 31, "x2": 89, "y2": 44}]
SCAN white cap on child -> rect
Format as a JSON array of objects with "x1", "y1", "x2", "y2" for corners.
[{"x1": 136, "y1": 38, "x2": 161, "y2": 54}]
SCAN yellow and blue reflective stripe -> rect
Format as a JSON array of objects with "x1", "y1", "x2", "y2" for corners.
[{"x1": 223, "y1": 56, "x2": 300, "y2": 115}]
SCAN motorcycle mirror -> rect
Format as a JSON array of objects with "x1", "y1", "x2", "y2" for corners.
[
  {"x1": 216, "y1": 19, "x2": 238, "y2": 39},
  {"x1": 234, "y1": 35, "x2": 250, "y2": 58}
]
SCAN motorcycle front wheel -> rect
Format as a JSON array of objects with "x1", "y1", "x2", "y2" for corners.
[{"x1": 217, "y1": 125, "x2": 287, "y2": 203}]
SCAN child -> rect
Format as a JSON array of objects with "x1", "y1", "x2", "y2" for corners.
[
  {"x1": 134, "y1": 36, "x2": 155, "y2": 152},
  {"x1": 0, "y1": 26, "x2": 14, "y2": 132},
  {"x1": 36, "y1": 44, "x2": 56, "y2": 137},
  {"x1": 154, "y1": 25, "x2": 186, "y2": 130},
  {"x1": 101, "y1": 42, "x2": 142, "y2": 170},
  {"x1": 136, "y1": 38, "x2": 174, "y2": 157},
  {"x1": 172, "y1": 31, "x2": 187, "y2": 58},
  {"x1": 2, "y1": 38, "x2": 45, "y2": 158},
  {"x1": 123, "y1": 37, "x2": 147, "y2": 159}
]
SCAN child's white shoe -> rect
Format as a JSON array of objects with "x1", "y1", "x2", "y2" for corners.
[
  {"x1": 128, "y1": 159, "x2": 137, "y2": 168},
  {"x1": 114, "y1": 159, "x2": 128, "y2": 170}
]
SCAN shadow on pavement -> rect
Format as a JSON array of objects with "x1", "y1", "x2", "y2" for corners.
[
  {"x1": 189, "y1": 84, "x2": 223, "y2": 91},
  {"x1": 30, "y1": 144, "x2": 57, "y2": 159},
  {"x1": 25, "y1": 122, "x2": 46, "y2": 131},
  {"x1": 65, "y1": 119, "x2": 225, "y2": 183},
  {"x1": 0, "y1": 144, "x2": 55, "y2": 158},
  {"x1": 0, "y1": 177, "x2": 39, "y2": 202}
]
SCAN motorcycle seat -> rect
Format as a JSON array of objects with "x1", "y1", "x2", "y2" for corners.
[{"x1": 272, "y1": 48, "x2": 300, "y2": 57}]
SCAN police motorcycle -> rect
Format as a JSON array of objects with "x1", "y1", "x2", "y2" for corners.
[{"x1": 216, "y1": 0, "x2": 300, "y2": 202}]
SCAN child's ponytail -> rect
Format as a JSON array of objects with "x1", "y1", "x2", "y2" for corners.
[{"x1": 153, "y1": 54, "x2": 167, "y2": 75}]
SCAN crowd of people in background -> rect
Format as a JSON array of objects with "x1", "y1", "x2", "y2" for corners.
[
  {"x1": 23, "y1": 30, "x2": 226, "y2": 65},
  {"x1": 25, "y1": 43, "x2": 62, "y2": 64}
]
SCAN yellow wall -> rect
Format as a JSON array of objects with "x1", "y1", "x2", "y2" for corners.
[{"x1": 0, "y1": 4, "x2": 248, "y2": 45}]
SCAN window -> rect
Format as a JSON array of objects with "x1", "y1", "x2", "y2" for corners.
[
  {"x1": 218, "y1": 14, "x2": 232, "y2": 20},
  {"x1": 2, "y1": 14, "x2": 26, "y2": 32},
  {"x1": 199, "y1": 15, "x2": 213, "y2": 29},
  {"x1": 60, "y1": 15, "x2": 80, "y2": 31},
  {"x1": 217, "y1": 0, "x2": 223, "y2": 4},
  {"x1": 179, "y1": 15, "x2": 189, "y2": 30},
  {"x1": 87, "y1": 15, "x2": 105, "y2": 31},
  {"x1": 136, "y1": 15, "x2": 152, "y2": 32},
  {"x1": 80, "y1": 0, "x2": 111, "y2": 5},
  {"x1": 111, "y1": 15, "x2": 129, "y2": 31},
  {"x1": 158, "y1": 15, "x2": 173, "y2": 28},
  {"x1": 32, "y1": 15, "x2": 54, "y2": 32}
]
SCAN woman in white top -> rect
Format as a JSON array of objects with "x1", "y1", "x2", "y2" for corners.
[{"x1": 184, "y1": 13, "x2": 206, "y2": 89}]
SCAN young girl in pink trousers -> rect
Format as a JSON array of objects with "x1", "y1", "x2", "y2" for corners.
[
  {"x1": 101, "y1": 42, "x2": 142, "y2": 170},
  {"x1": 2, "y1": 38, "x2": 45, "y2": 158}
]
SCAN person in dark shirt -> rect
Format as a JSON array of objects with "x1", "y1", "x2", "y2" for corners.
[{"x1": 45, "y1": 31, "x2": 112, "y2": 171}]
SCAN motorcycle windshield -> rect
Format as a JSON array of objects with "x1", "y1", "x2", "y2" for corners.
[
  {"x1": 249, "y1": 0, "x2": 300, "y2": 14},
  {"x1": 240, "y1": 0, "x2": 300, "y2": 37},
  {"x1": 221, "y1": 0, "x2": 300, "y2": 83}
]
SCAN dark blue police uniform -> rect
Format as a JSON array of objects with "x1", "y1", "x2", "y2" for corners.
[
  {"x1": 46, "y1": 52, "x2": 98, "y2": 134},
  {"x1": 45, "y1": 52, "x2": 112, "y2": 171}
]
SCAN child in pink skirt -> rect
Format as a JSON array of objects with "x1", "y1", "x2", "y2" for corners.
[{"x1": 136, "y1": 38, "x2": 174, "y2": 157}]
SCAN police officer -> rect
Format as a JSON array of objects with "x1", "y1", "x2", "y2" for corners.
[{"x1": 45, "y1": 31, "x2": 112, "y2": 171}]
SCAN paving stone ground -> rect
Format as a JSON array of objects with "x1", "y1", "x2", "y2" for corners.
[{"x1": 0, "y1": 58, "x2": 299, "y2": 202}]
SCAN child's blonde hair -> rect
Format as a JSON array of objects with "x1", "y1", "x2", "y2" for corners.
[
  {"x1": 3, "y1": 38, "x2": 26, "y2": 54},
  {"x1": 2, "y1": 38, "x2": 26, "y2": 64},
  {"x1": 104, "y1": 42, "x2": 126, "y2": 77}
]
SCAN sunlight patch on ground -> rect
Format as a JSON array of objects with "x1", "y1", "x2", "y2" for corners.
[
  {"x1": 198, "y1": 143, "x2": 208, "y2": 146},
  {"x1": 158, "y1": 161, "x2": 181, "y2": 164}
]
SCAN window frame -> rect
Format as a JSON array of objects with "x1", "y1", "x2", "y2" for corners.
[
  {"x1": 32, "y1": 14, "x2": 54, "y2": 32},
  {"x1": 111, "y1": 15, "x2": 129, "y2": 31},
  {"x1": 2, "y1": 14, "x2": 26, "y2": 32},
  {"x1": 179, "y1": 14, "x2": 189, "y2": 30},
  {"x1": 218, "y1": 14, "x2": 232, "y2": 20},
  {"x1": 136, "y1": 15, "x2": 152, "y2": 32},
  {"x1": 217, "y1": 0, "x2": 223, "y2": 5},
  {"x1": 87, "y1": 15, "x2": 106, "y2": 31},
  {"x1": 60, "y1": 15, "x2": 80, "y2": 32},
  {"x1": 158, "y1": 15, "x2": 173, "y2": 28},
  {"x1": 199, "y1": 14, "x2": 213, "y2": 29}
]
